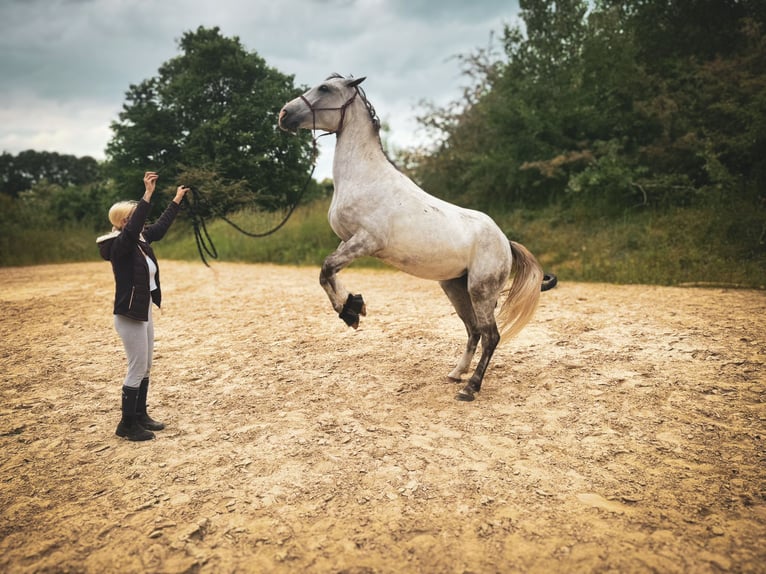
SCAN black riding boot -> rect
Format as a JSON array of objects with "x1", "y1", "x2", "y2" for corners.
[
  {"x1": 137, "y1": 377, "x2": 165, "y2": 431},
  {"x1": 116, "y1": 386, "x2": 155, "y2": 441}
]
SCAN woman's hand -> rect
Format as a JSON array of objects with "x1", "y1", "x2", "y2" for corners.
[
  {"x1": 173, "y1": 185, "x2": 190, "y2": 205},
  {"x1": 143, "y1": 171, "x2": 159, "y2": 201}
]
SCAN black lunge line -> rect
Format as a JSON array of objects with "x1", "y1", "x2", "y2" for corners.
[{"x1": 182, "y1": 145, "x2": 318, "y2": 267}]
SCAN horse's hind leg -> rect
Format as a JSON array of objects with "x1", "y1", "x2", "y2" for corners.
[
  {"x1": 440, "y1": 276, "x2": 481, "y2": 382},
  {"x1": 456, "y1": 275, "x2": 505, "y2": 401},
  {"x1": 458, "y1": 318, "x2": 500, "y2": 401}
]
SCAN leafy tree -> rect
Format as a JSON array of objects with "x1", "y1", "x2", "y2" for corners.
[
  {"x1": 617, "y1": 0, "x2": 760, "y2": 66},
  {"x1": 407, "y1": 0, "x2": 766, "y2": 226},
  {"x1": 0, "y1": 150, "x2": 100, "y2": 197},
  {"x1": 106, "y1": 26, "x2": 314, "y2": 219},
  {"x1": 404, "y1": 0, "x2": 594, "y2": 209},
  {"x1": 618, "y1": 1, "x2": 766, "y2": 213}
]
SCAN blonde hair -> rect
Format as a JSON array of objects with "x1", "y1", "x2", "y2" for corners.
[{"x1": 108, "y1": 201, "x2": 138, "y2": 230}]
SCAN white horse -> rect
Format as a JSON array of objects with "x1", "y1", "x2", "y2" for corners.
[{"x1": 279, "y1": 74, "x2": 543, "y2": 401}]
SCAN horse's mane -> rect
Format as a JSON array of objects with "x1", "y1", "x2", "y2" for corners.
[
  {"x1": 325, "y1": 73, "x2": 401, "y2": 171},
  {"x1": 326, "y1": 73, "x2": 381, "y2": 132}
]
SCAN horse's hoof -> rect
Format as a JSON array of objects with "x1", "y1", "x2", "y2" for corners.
[
  {"x1": 339, "y1": 308, "x2": 360, "y2": 328},
  {"x1": 446, "y1": 376, "x2": 462, "y2": 384},
  {"x1": 340, "y1": 293, "x2": 365, "y2": 328},
  {"x1": 345, "y1": 293, "x2": 366, "y2": 314},
  {"x1": 455, "y1": 389, "x2": 475, "y2": 401}
]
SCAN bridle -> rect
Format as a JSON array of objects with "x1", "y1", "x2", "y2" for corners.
[{"x1": 299, "y1": 88, "x2": 360, "y2": 135}]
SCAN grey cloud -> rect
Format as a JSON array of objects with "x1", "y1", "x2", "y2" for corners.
[{"x1": 0, "y1": 0, "x2": 517, "y2": 171}]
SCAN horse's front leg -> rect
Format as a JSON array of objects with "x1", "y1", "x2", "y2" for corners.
[{"x1": 319, "y1": 234, "x2": 377, "y2": 329}]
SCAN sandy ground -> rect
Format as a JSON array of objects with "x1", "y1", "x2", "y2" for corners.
[{"x1": 0, "y1": 260, "x2": 764, "y2": 573}]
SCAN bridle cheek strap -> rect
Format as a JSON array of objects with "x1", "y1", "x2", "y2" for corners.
[{"x1": 300, "y1": 89, "x2": 359, "y2": 135}]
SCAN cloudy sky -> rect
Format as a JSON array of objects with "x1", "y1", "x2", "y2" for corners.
[{"x1": 0, "y1": 0, "x2": 520, "y2": 179}]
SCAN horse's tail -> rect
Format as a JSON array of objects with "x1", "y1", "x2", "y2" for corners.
[{"x1": 497, "y1": 241, "x2": 543, "y2": 342}]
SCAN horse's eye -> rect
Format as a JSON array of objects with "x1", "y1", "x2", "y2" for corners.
[{"x1": 318, "y1": 84, "x2": 329, "y2": 93}]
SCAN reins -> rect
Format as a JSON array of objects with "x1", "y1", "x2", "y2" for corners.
[{"x1": 182, "y1": 142, "x2": 318, "y2": 267}]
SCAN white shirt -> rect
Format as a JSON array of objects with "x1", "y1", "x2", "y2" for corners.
[{"x1": 145, "y1": 253, "x2": 158, "y2": 291}]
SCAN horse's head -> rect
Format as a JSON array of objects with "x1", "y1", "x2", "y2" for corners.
[{"x1": 278, "y1": 74, "x2": 367, "y2": 134}]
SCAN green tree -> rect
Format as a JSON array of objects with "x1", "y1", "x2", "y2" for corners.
[
  {"x1": 408, "y1": 0, "x2": 765, "y2": 221},
  {"x1": 406, "y1": 0, "x2": 593, "y2": 210},
  {"x1": 0, "y1": 150, "x2": 100, "y2": 197},
  {"x1": 106, "y1": 26, "x2": 314, "y2": 219},
  {"x1": 619, "y1": 0, "x2": 760, "y2": 66}
]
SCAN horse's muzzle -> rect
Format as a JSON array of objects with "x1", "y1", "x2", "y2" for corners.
[{"x1": 278, "y1": 107, "x2": 295, "y2": 132}]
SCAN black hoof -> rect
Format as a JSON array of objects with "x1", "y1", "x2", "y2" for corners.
[
  {"x1": 455, "y1": 389, "x2": 475, "y2": 402},
  {"x1": 541, "y1": 273, "x2": 558, "y2": 291},
  {"x1": 346, "y1": 293, "x2": 366, "y2": 315},
  {"x1": 339, "y1": 294, "x2": 365, "y2": 328},
  {"x1": 339, "y1": 310, "x2": 359, "y2": 328}
]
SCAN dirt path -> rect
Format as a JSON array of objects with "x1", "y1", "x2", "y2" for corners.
[{"x1": 1, "y1": 261, "x2": 764, "y2": 573}]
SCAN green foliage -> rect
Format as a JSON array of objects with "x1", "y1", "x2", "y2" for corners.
[
  {"x1": 105, "y1": 26, "x2": 314, "y2": 218},
  {"x1": 50, "y1": 182, "x2": 119, "y2": 228},
  {"x1": 1, "y1": 174, "x2": 120, "y2": 229},
  {"x1": 407, "y1": 0, "x2": 766, "y2": 214},
  {"x1": 617, "y1": 0, "x2": 760, "y2": 66},
  {"x1": 0, "y1": 150, "x2": 118, "y2": 229},
  {"x1": 0, "y1": 188, "x2": 100, "y2": 266},
  {"x1": 0, "y1": 150, "x2": 100, "y2": 197},
  {"x1": 566, "y1": 139, "x2": 648, "y2": 213}
]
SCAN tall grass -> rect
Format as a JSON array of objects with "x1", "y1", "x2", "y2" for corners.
[
  {"x1": 0, "y1": 225, "x2": 98, "y2": 266},
  {"x1": 497, "y1": 203, "x2": 766, "y2": 288}
]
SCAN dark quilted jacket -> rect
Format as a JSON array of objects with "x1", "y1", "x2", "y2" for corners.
[{"x1": 97, "y1": 199, "x2": 181, "y2": 321}]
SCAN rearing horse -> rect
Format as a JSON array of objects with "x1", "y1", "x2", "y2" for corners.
[{"x1": 279, "y1": 74, "x2": 543, "y2": 401}]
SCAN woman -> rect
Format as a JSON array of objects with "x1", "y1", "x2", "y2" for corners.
[{"x1": 97, "y1": 171, "x2": 189, "y2": 441}]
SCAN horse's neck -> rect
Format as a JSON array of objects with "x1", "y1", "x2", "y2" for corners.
[{"x1": 332, "y1": 106, "x2": 389, "y2": 184}]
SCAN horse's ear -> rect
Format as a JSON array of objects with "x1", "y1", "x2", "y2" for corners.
[{"x1": 347, "y1": 76, "x2": 366, "y2": 88}]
